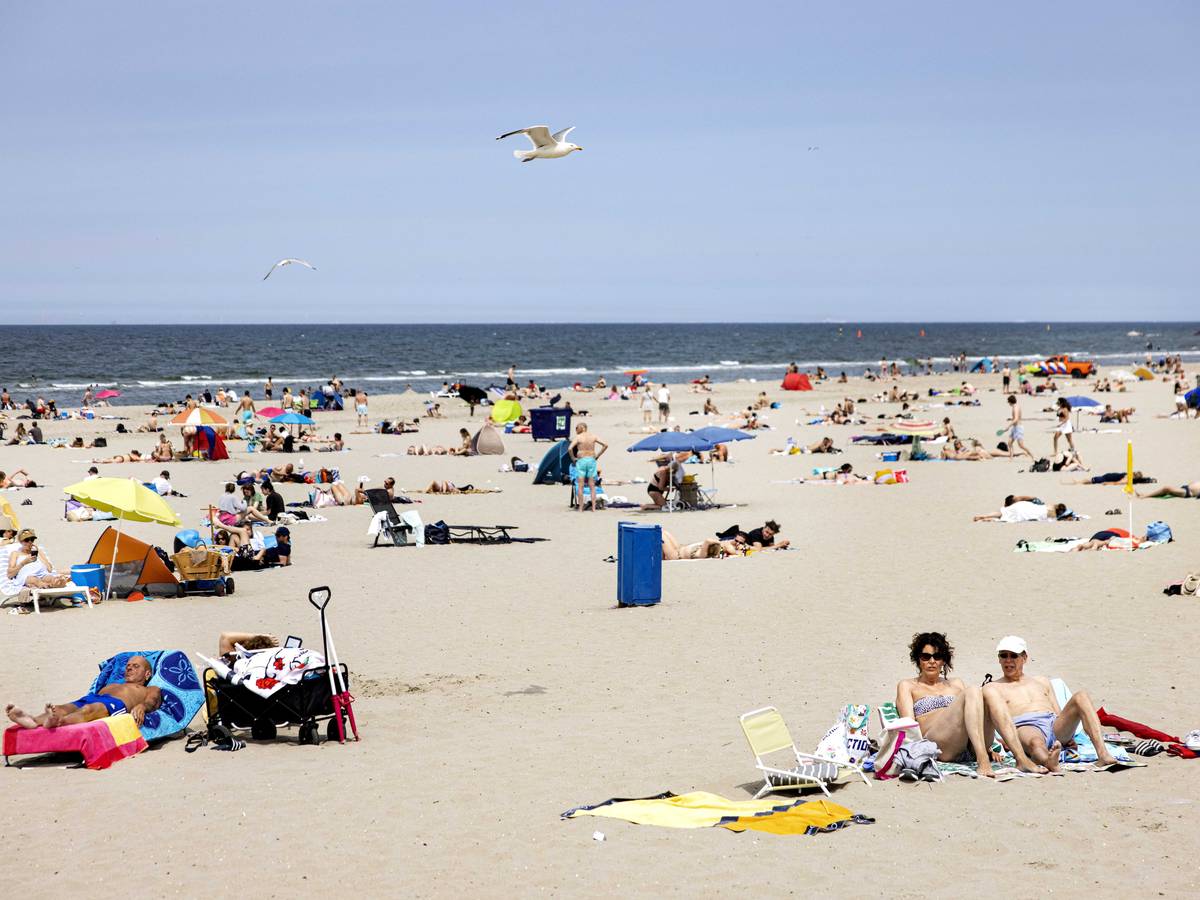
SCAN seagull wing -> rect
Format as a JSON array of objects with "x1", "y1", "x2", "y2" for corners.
[
  {"x1": 263, "y1": 258, "x2": 316, "y2": 280},
  {"x1": 496, "y1": 125, "x2": 554, "y2": 148},
  {"x1": 551, "y1": 126, "x2": 575, "y2": 143}
]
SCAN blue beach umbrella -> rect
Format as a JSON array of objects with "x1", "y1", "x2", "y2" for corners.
[
  {"x1": 1063, "y1": 396, "x2": 1100, "y2": 430},
  {"x1": 270, "y1": 412, "x2": 317, "y2": 425},
  {"x1": 691, "y1": 426, "x2": 756, "y2": 444},
  {"x1": 690, "y1": 426, "x2": 754, "y2": 489},
  {"x1": 627, "y1": 432, "x2": 715, "y2": 454}
]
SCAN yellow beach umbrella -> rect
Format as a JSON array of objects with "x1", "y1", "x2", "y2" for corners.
[{"x1": 63, "y1": 477, "x2": 181, "y2": 599}]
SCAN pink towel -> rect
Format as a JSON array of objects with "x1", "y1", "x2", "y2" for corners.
[{"x1": 3, "y1": 717, "x2": 148, "y2": 770}]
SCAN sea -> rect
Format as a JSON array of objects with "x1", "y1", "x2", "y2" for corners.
[{"x1": 3, "y1": 322, "x2": 1198, "y2": 407}]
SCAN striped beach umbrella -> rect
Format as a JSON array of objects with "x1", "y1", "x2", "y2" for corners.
[{"x1": 171, "y1": 407, "x2": 227, "y2": 426}]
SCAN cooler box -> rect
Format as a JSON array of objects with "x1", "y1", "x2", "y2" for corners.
[
  {"x1": 617, "y1": 522, "x2": 661, "y2": 607},
  {"x1": 71, "y1": 565, "x2": 105, "y2": 591},
  {"x1": 70, "y1": 564, "x2": 104, "y2": 602},
  {"x1": 531, "y1": 407, "x2": 572, "y2": 442}
]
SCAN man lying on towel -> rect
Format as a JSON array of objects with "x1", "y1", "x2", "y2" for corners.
[
  {"x1": 6, "y1": 655, "x2": 161, "y2": 729},
  {"x1": 982, "y1": 636, "x2": 1118, "y2": 772}
]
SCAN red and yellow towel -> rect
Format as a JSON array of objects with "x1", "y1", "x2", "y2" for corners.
[{"x1": 3, "y1": 716, "x2": 148, "y2": 770}]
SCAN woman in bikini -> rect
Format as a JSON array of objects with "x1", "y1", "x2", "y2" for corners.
[
  {"x1": 92, "y1": 450, "x2": 144, "y2": 464},
  {"x1": 895, "y1": 632, "x2": 998, "y2": 777}
]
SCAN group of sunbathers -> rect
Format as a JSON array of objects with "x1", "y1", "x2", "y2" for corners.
[
  {"x1": 661, "y1": 520, "x2": 790, "y2": 560},
  {"x1": 897, "y1": 632, "x2": 1118, "y2": 776}
]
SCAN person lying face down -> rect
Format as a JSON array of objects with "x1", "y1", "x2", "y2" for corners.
[{"x1": 6, "y1": 655, "x2": 162, "y2": 730}]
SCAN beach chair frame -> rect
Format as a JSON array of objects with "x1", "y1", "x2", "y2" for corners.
[
  {"x1": 364, "y1": 489, "x2": 414, "y2": 548},
  {"x1": 739, "y1": 706, "x2": 870, "y2": 799}
]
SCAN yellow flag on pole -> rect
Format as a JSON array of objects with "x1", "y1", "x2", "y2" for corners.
[{"x1": 1124, "y1": 440, "x2": 1134, "y2": 495}]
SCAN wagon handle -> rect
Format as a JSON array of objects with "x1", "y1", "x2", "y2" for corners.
[{"x1": 308, "y1": 586, "x2": 332, "y2": 610}]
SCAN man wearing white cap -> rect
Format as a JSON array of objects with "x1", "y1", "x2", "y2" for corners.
[{"x1": 982, "y1": 636, "x2": 1118, "y2": 772}]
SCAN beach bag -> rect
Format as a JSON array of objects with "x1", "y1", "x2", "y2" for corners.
[
  {"x1": 815, "y1": 703, "x2": 872, "y2": 765},
  {"x1": 1146, "y1": 521, "x2": 1173, "y2": 543},
  {"x1": 93, "y1": 437, "x2": 107, "y2": 448},
  {"x1": 312, "y1": 490, "x2": 339, "y2": 509},
  {"x1": 511, "y1": 456, "x2": 530, "y2": 473},
  {"x1": 870, "y1": 717, "x2": 919, "y2": 779},
  {"x1": 424, "y1": 521, "x2": 450, "y2": 545},
  {"x1": 1031, "y1": 458, "x2": 1050, "y2": 472}
]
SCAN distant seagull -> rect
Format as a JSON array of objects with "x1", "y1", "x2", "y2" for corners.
[
  {"x1": 262, "y1": 258, "x2": 317, "y2": 280},
  {"x1": 495, "y1": 125, "x2": 583, "y2": 162},
  {"x1": 807, "y1": 146, "x2": 820, "y2": 151}
]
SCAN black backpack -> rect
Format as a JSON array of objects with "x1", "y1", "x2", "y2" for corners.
[
  {"x1": 424, "y1": 521, "x2": 450, "y2": 545},
  {"x1": 1030, "y1": 458, "x2": 1050, "y2": 473}
]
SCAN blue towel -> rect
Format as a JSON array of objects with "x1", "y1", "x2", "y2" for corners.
[
  {"x1": 1052, "y1": 678, "x2": 1130, "y2": 763},
  {"x1": 89, "y1": 650, "x2": 204, "y2": 743}
]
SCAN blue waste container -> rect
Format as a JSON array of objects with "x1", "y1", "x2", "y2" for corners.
[
  {"x1": 531, "y1": 407, "x2": 572, "y2": 441},
  {"x1": 617, "y1": 522, "x2": 662, "y2": 606}
]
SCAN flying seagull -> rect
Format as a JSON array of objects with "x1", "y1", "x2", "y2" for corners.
[
  {"x1": 262, "y1": 258, "x2": 317, "y2": 280},
  {"x1": 495, "y1": 125, "x2": 583, "y2": 162}
]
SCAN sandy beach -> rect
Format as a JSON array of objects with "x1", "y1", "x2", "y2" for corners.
[{"x1": 1, "y1": 369, "x2": 1197, "y2": 897}]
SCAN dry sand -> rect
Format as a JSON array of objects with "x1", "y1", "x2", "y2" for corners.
[{"x1": 1, "y1": 371, "x2": 1198, "y2": 898}]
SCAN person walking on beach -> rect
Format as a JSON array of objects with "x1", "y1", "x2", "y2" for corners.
[
  {"x1": 568, "y1": 422, "x2": 608, "y2": 511},
  {"x1": 656, "y1": 383, "x2": 671, "y2": 423},
  {"x1": 1001, "y1": 364, "x2": 1011, "y2": 392},
  {"x1": 1005, "y1": 395, "x2": 1035, "y2": 461},
  {"x1": 640, "y1": 386, "x2": 654, "y2": 424},
  {"x1": 1053, "y1": 398, "x2": 1082, "y2": 466},
  {"x1": 264, "y1": 377, "x2": 273, "y2": 401},
  {"x1": 355, "y1": 390, "x2": 369, "y2": 429}
]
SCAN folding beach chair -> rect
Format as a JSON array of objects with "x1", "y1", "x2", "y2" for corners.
[
  {"x1": 568, "y1": 462, "x2": 606, "y2": 510},
  {"x1": 739, "y1": 706, "x2": 870, "y2": 799},
  {"x1": 365, "y1": 489, "x2": 413, "y2": 547}
]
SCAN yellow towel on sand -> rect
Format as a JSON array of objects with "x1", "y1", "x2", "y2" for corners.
[{"x1": 563, "y1": 791, "x2": 859, "y2": 834}]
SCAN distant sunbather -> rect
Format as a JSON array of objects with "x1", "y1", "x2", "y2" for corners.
[
  {"x1": 1070, "y1": 528, "x2": 1147, "y2": 551},
  {"x1": 0, "y1": 468, "x2": 34, "y2": 488},
  {"x1": 1063, "y1": 471, "x2": 1149, "y2": 486},
  {"x1": 92, "y1": 450, "x2": 144, "y2": 464},
  {"x1": 1137, "y1": 479, "x2": 1200, "y2": 500},
  {"x1": 973, "y1": 497, "x2": 1070, "y2": 522},
  {"x1": 1099, "y1": 404, "x2": 1135, "y2": 423},
  {"x1": 7, "y1": 655, "x2": 161, "y2": 729},
  {"x1": 661, "y1": 530, "x2": 744, "y2": 559}
]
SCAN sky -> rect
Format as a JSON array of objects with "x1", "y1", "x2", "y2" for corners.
[{"x1": 2, "y1": 1, "x2": 1197, "y2": 323}]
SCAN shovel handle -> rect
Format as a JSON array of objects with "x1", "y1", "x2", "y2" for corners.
[{"x1": 308, "y1": 585, "x2": 332, "y2": 610}]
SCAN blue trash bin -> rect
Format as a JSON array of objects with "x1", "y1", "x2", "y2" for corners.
[{"x1": 617, "y1": 522, "x2": 662, "y2": 607}]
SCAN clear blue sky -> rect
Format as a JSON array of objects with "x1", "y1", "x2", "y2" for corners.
[{"x1": 3, "y1": 1, "x2": 1197, "y2": 323}]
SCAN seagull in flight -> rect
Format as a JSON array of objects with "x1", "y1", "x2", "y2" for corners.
[
  {"x1": 262, "y1": 258, "x2": 317, "y2": 280},
  {"x1": 495, "y1": 125, "x2": 583, "y2": 162}
]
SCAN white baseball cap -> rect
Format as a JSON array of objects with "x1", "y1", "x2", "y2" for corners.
[{"x1": 996, "y1": 635, "x2": 1027, "y2": 655}]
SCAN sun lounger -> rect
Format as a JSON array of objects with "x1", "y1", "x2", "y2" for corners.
[
  {"x1": 445, "y1": 524, "x2": 544, "y2": 544},
  {"x1": 365, "y1": 488, "x2": 414, "y2": 547},
  {"x1": 740, "y1": 706, "x2": 869, "y2": 799}
]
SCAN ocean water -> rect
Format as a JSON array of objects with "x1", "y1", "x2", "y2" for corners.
[{"x1": 3, "y1": 322, "x2": 1197, "y2": 406}]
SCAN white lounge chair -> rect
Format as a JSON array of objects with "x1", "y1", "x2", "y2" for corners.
[{"x1": 739, "y1": 706, "x2": 870, "y2": 799}]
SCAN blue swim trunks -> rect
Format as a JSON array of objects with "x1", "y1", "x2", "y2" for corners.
[
  {"x1": 71, "y1": 693, "x2": 127, "y2": 716},
  {"x1": 574, "y1": 456, "x2": 598, "y2": 479},
  {"x1": 1013, "y1": 711, "x2": 1057, "y2": 749}
]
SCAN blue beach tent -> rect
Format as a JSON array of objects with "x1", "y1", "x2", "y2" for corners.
[{"x1": 533, "y1": 440, "x2": 572, "y2": 485}]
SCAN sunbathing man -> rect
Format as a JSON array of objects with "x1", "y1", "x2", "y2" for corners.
[
  {"x1": 6, "y1": 655, "x2": 162, "y2": 729},
  {"x1": 1137, "y1": 478, "x2": 1200, "y2": 500},
  {"x1": 982, "y1": 636, "x2": 1118, "y2": 771},
  {"x1": 1069, "y1": 527, "x2": 1154, "y2": 551},
  {"x1": 745, "y1": 519, "x2": 790, "y2": 550},
  {"x1": 1099, "y1": 404, "x2": 1135, "y2": 423},
  {"x1": 568, "y1": 422, "x2": 608, "y2": 511}
]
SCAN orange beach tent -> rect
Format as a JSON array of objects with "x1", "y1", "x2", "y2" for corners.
[{"x1": 87, "y1": 527, "x2": 179, "y2": 598}]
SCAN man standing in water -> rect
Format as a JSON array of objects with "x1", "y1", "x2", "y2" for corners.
[{"x1": 567, "y1": 422, "x2": 608, "y2": 511}]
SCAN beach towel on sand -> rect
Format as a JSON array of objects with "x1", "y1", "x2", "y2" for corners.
[
  {"x1": 562, "y1": 792, "x2": 873, "y2": 835},
  {"x1": 3, "y1": 715, "x2": 147, "y2": 770}
]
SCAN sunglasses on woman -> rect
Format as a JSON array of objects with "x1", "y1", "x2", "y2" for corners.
[{"x1": 918, "y1": 652, "x2": 943, "y2": 662}]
